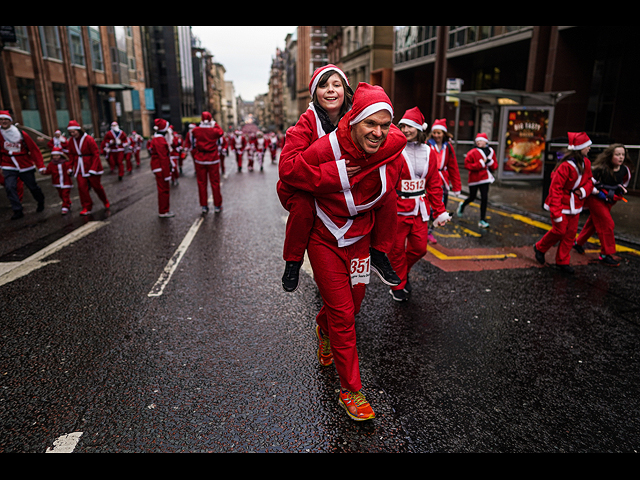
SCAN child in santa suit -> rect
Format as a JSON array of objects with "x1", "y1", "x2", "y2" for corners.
[
  {"x1": 534, "y1": 132, "x2": 596, "y2": 274},
  {"x1": 147, "y1": 119, "x2": 174, "y2": 218},
  {"x1": 427, "y1": 118, "x2": 461, "y2": 243},
  {"x1": 42, "y1": 146, "x2": 73, "y2": 214},
  {"x1": 573, "y1": 143, "x2": 632, "y2": 267},
  {"x1": 66, "y1": 120, "x2": 110, "y2": 215},
  {"x1": 47, "y1": 130, "x2": 68, "y2": 153},
  {"x1": 277, "y1": 65, "x2": 400, "y2": 293},
  {"x1": 279, "y1": 82, "x2": 407, "y2": 421},
  {"x1": 190, "y1": 112, "x2": 225, "y2": 213},
  {"x1": 457, "y1": 132, "x2": 497, "y2": 228},
  {"x1": 388, "y1": 107, "x2": 451, "y2": 302}
]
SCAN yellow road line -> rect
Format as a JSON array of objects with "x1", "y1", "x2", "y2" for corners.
[{"x1": 427, "y1": 245, "x2": 517, "y2": 261}]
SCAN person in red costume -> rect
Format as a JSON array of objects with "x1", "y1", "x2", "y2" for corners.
[
  {"x1": 147, "y1": 119, "x2": 174, "y2": 218},
  {"x1": 66, "y1": 120, "x2": 110, "y2": 216},
  {"x1": 100, "y1": 121, "x2": 130, "y2": 180},
  {"x1": 190, "y1": 112, "x2": 225, "y2": 214},
  {"x1": 42, "y1": 146, "x2": 73, "y2": 214},
  {"x1": 0, "y1": 110, "x2": 45, "y2": 219},
  {"x1": 534, "y1": 132, "x2": 596, "y2": 274},
  {"x1": 388, "y1": 107, "x2": 451, "y2": 302},
  {"x1": 279, "y1": 83, "x2": 407, "y2": 422},
  {"x1": 277, "y1": 65, "x2": 400, "y2": 293}
]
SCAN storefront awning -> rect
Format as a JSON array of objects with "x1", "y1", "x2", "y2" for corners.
[
  {"x1": 94, "y1": 84, "x2": 135, "y2": 91},
  {"x1": 440, "y1": 89, "x2": 575, "y2": 106}
]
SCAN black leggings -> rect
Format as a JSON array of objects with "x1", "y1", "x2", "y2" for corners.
[{"x1": 460, "y1": 183, "x2": 489, "y2": 220}]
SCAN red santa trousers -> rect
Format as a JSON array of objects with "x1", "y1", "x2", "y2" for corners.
[
  {"x1": 56, "y1": 188, "x2": 72, "y2": 210},
  {"x1": 110, "y1": 151, "x2": 125, "y2": 177},
  {"x1": 195, "y1": 163, "x2": 222, "y2": 208},
  {"x1": 535, "y1": 213, "x2": 580, "y2": 265},
  {"x1": 155, "y1": 172, "x2": 170, "y2": 214},
  {"x1": 576, "y1": 196, "x2": 616, "y2": 256},
  {"x1": 76, "y1": 175, "x2": 109, "y2": 211},
  {"x1": 388, "y1": 214, "x2": 429, "y2": 291},
  {"x1": 307, "y1": 231, "x2": 369, "y2": 392}
]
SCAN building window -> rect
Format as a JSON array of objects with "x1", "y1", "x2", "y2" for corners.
[
  {"x1": 52, "y1": 83, "x2": 70, "y2": 131},
  {"x1": 68, "y1": 26, "x2": 86, "y2": 66},
  {"x1": 394, "y1": 26, "x2": 438, "y2": 65},
  {"x1": 78, "y1": 87, "x2": 93, "y2": 134},
  {"x1": 17, "y1": 78, "x2": 42, "y2": 131},
  {"x1": 39, "y1": 26, "x2": 62, "y2": 60},
  {"x1": 89, "y1": 27, "x2": 104, "y2": 71},
  {"x1": 5, "y1": 26, "x2": 30, "y2": 53}
]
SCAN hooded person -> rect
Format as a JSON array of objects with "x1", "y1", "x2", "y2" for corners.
[
  {"x1": 147, "y1": 118, "x2": 174, "y2": 217},
  {"x1": 100, "y1": 121, "x2": 130, "y2": 180},
  {"x1": 388, "y1": 107, "x2": 450, "y2": 302},
  {"x1": 278, "y1": 82, "x2": 407, "y2": 421},
  {"x1": 66, "y1": 120, "x2": 110, "y2": 215},
  {"x1": 277, "y1": 65, "x2": 400, "y2": 293},
  {"x1": 0, "y1": 110, "x2": 46, "y2": 219},
  {"x1": 190, "y1": 111, "x2": 225, "y2": 213},
  {"x1": 42, "y1": 146, "x2": 73, "y2": 214}
]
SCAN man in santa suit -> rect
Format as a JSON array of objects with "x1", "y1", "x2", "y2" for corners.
[
  {"x1": 66, "y1": 120, "x2": 110, "y2": 215},
  {"x1": 0, "y1": 110, "x2": 46, "y2": 219},
  {"x1": 147, "y1": 119, "x2": 174, "y2": 217},
  {"x1": 47, "y1": 130, "x2": 68, "y2": 153},
  {"x1": 278, "y1": 83, "x2": 407, "y2": 421},
  {"x1": 232, "y1": 130, "x2": 246, "y2": 172},
  {"x1": 129, "y1": 130, "x2": 143, "y2": 167},
  {"x1": 100, "y1": 121, "x2": 130, "y2": 180},
  {"x1": 190, "y1": 111, "x2": 225, "y2": 213}
]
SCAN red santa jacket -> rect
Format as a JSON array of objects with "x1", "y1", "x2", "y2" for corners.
[
  {"x1": 191, "y1": 122, "x2": 224, "y2": 165},
  {"x1": 100, "y1": 128, "x2": 129, "y2": 154},
  {"x1": 0, "y1": 127, "x2": 45, "y2": 172},
  {"x1": 279, "y1": 115, "x2": 406, "y2": 247},
  {"x1": 147, "y1": 133, "x2": 172, "y2": 181},
  {"x1": 231, "y1": 133, "x2": 246, "y2": 153},
  {"x1": 544, "y1": 158, "x2": 595, "y2": 220},
  {"x1": 43, "y1": 157, "x2": 73, "y2": 188},
  {"x1": 428, "y1": 139, "x2": 461, "y2": 193},
  {"x1": 67, "y1": 133, "x2": 103, "y2": 177},
  {"x1": 396, "y1": 141, "x2": 446, "y2": 222},
  {"x1": 47, "y1": 135, "x2": 68, "y2": 153},
  {"x1": 464, "y1": 146, "x2": 497, "y2": 186}
]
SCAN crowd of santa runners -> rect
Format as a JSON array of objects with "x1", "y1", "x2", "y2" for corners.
[{"x1": 0, "y1": 64, "x2": 633, "y2": 423}]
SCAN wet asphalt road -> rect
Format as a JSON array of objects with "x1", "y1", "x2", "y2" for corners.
[{"x1": 1, "y1": 150, "x2": 639, "y2": 453}]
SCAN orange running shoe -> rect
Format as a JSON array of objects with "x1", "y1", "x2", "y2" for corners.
[
  {"x1": 315, "y1": 325, "x2": 333, "y2": 366},
  {"x1": 339, "y1": 389, "x2": 375, "y2": 421}
]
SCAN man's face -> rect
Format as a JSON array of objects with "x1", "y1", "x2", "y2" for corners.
[
  {"x1": 351, "y1": 110, "x2": 392, "y2": 155},
  {"x1": 0, "y1": 118, "x2": 12, "y2": 129}
]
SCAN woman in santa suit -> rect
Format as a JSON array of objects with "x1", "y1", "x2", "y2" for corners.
[
  {"x1": 388, "y1": 107, "x2": 451, "y2": 302},
  {"x1": 66, "y1": 120, "x2": 110, "y2": 215},
  {"x1": 427, "y1": 118, "x2": 461, "y2": 243},
  {"x1": 534, "y1": 132, "x2": 596, "y2": 274},
  {"x1": 279, "y1": 83, "x2": 407, "y2": 422},
  {"x1": 456, "y1": 132, "x2": 497, "y2": 228}
]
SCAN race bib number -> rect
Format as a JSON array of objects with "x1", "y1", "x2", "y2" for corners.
[
  {"x1": 400, "y1": 178, "x2": 425, "y2": 195},
  {"x1": 350, "y1": 256, "x2": 370, "y2": 286},
  {"x1": 4, "y1": 140, "x2": 21, "y2": 154}
]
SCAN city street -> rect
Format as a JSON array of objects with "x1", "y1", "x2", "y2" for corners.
[{"x1": 1, "y1": 150, "x2": 639, "y2": 453}]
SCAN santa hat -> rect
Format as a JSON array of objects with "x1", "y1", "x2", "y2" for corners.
[
  {"x1": 309, "y1": 64, "x2": 350, "y2": 96},
  {"x1": 50, "y1": 146, "x2": 68, "y2": 159},
  {"x1": 398, "y1": 107, "x2": 427, "y2": 131},
  {"x1": 475, "y1": 132, "x2": 489, "y2": 144},
  {"x1": 431, "y1": 118, "x2": 447, "y2": 132},
  {"x1": 347, "y1": 83, "x2": 394, "y2": 126},
  {"x1": 111, "y1": 121, "x2": 119, "y2": 128},
  {"x1": 54, "y1": 129, "x2": 62, "y2": 135},
  {"x1": 567, "y1": 132, "x2": 592, "y2": 150},
  {"x1": 201, "y1": 111, "x2": 212, "y2": 122},
  {"x1": 0, "y1": 110, "x2": 13, "y2": 120},
  {"x1": 67, "y1": 120, "x2": 81, "y2": 130},
  {"x1": 154, "y1": 118, "x2": 169, "y2": 133}
]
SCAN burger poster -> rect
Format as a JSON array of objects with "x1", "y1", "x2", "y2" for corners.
[{"x1": 501, "y1": 107, "x2": 551, "y2": 179}]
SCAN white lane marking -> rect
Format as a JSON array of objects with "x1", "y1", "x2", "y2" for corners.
[
  {"x1": 0, "y1": 221, "x2": 108, "y2": 288},
  {"x1": 46, "y1": 432, "x2": 83, "y2": 453},
  {"x1": 148, "y1": 216, "x2": 204, "y2": 297},
  {"x1": 280, "y1": 215, "x2": 313, "y2": 277}
]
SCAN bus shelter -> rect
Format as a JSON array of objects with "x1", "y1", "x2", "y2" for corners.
[{"x1": 442, "y1": 89, "x2": 575, "y2": 181}]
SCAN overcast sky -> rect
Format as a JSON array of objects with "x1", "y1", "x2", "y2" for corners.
[{"x1": 190, "y1": 26, "x2": 296, "y2": 100}]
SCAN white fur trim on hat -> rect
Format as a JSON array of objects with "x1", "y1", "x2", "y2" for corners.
[
  {"x1": 398, "y1": 118, "x2": 428, "y2": 131},
  {"x1": 310, "y1": 66, "x2": 349, "y2": 96},
  {"x1": 349, "y1": 102, "x2": 394, "y2": 126}
]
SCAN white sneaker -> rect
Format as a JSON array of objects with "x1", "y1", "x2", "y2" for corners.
[
  {"x1": 159, "y1": 211, "x2": 175, "y2": 218},
  {"x1": 478, "y1": 220, "x2": 490, "y2": 228}
]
